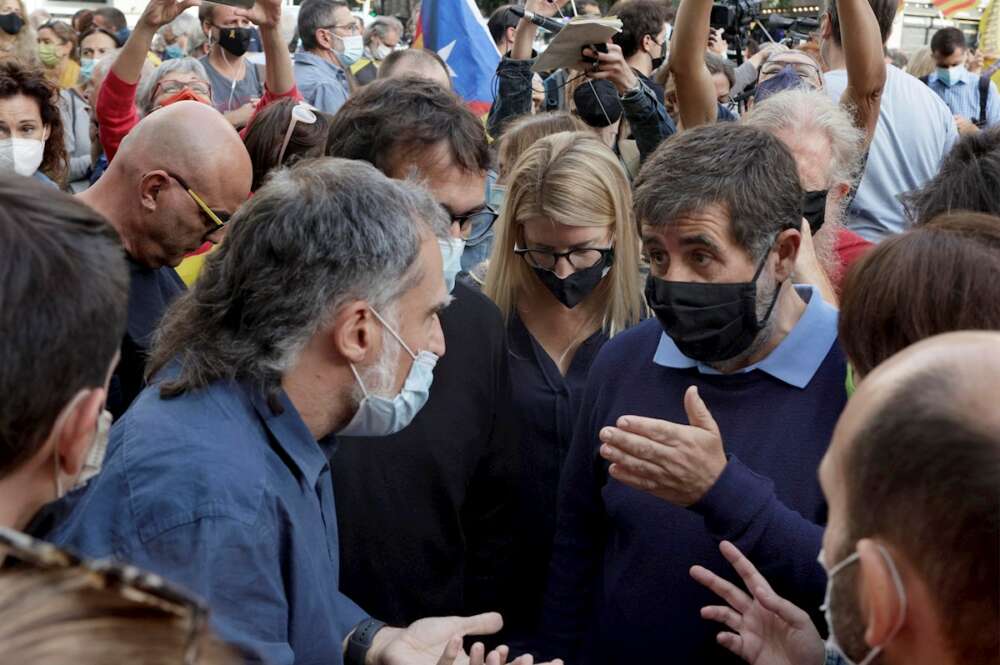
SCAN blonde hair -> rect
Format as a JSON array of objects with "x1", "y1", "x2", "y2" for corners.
[
  {"x1": 0, "y1": 568, "x2": 242, "y2": 665},
  {"x1": 496, "y1": 111, "x2": 586, "y2": 179},
  {"x1": 0, "y1": 0, "x2": 38, "y2": 66},
  {"x1": 907, "y1": 46, "x2": 935, "y2": 79},
  {"x1": 484, "y1": 131, "x2": 644, "y2": 338}
]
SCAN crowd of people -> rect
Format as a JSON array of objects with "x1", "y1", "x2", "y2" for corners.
[{"x1": 0, "y1": 0, "x2": 998, "y2": 663}]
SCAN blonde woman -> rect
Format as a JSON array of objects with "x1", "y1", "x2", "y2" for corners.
[
  {"x1": 482, "y1": 130, "x2": 644, "y2": 636},
  {"x1": 0, "y1": 0, "x2": 37, "y2": 66}
]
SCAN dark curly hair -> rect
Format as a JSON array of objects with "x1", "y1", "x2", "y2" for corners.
[
  {"x1": 608, "y1": 0, "x2": 668, "y2": 59},
  {"x1": 325, "y1": 77, "x2": 490, "y2": 176},
  {"x1": 0, "y1": 60, "x2": 67, "y2": 185}
]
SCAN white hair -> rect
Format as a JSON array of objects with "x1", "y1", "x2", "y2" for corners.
[{"x1": 742, "y1": 87, "x2": 864, "y2": 187}]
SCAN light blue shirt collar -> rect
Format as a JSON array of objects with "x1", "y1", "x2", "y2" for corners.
[{"x1": 652, "y1": 285, "x2": 839, "y2": 389}]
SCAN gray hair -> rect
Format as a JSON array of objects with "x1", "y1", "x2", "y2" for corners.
[
  {"x1": 147, "y1": 157, "x2": 449, "y2": 406},
  {"x1": 298, "y1": 0, "x2": 349, "y2": 51},
  {"x1": 364, "y1": 15, "x2": 403, "y2": 47},
  {"x1": 741, "y1": 88, "x2": 865, "y2": 187},
  {"x1": 166, "y1": 12, "x2": 202, "y2": 42},
  {"x1": 136, "y1": 57, "x2": 210, "y2": 115},
  {"x1": 634, "y1": 123, "x2": 803, "y2": 261}
]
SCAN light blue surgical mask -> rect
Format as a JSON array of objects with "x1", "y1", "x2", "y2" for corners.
[
  {"x1": 164, "y1": 44, "x2": 185, "y2": 60},
  {"x1": 818, "y1": 545, "x2": 908, "y2": 665},
  {"x1": 439, "y1": 237, "x2": 465, "y2": 294},
  {"x1": 338, "y1": 307, "x2": 438, "y2": 437},
  {"x1": 936, "y1": 64, "x2": 966, "y2": 87},
  {"x1": 79, "y1": 58, "x2": 96, "y2": 82}
]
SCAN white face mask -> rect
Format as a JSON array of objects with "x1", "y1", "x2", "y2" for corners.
[
  {"x1": 439, "y1": 237, "x2": 465, "y2": 294},
  {"x1": 54, "y1": 409, "x2": 112, "y2": 499},
  {"x1": 338, "y1": 308, "x2": 438, "y2": 437},
  {"x1": 819, "y1": 545, "x2": 908, "y2": 665},
  {"x1": 336, "y1": 34, "x2": 364, "y2": 66},
  {"x1": 0, "y1": 137, "x2": 45, "y2": 177},
  {"x1": 374, "y1": 43, "x2": 393, "y2": 60}
]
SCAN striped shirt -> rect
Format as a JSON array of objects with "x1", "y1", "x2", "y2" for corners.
[{"x1": 927, "y1": 69, "x2": 1000, "y2": 127}]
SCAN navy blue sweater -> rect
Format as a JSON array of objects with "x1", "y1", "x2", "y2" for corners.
[{"x1": 540, "y1": 318, "x2": 847, "y2": 664}]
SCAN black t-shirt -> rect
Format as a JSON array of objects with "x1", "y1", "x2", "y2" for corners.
[
  {"x1": 108, "y1": 258, "x2": 185, "y2": 420},
  {"x1": 332, "y1": 281, "x2": 519, "y2": 625}
]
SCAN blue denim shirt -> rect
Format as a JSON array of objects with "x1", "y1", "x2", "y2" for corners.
[
  {"x1": 294, "y1": 51, "x2": 351, "y2": 116},
  {"x1": 48, "y1": 370, "x2": 368, "y2": 665}
]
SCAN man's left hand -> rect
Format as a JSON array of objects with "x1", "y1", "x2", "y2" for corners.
[
  {"x1": 599, "y1": 385, "x2": 727, "y2": 506},
  {"x1": 232, "y1": 0, "x2": 281, "y2": 29},
  {"x1": 955, "y1": 115, "x2": 980, "y2": 135}
]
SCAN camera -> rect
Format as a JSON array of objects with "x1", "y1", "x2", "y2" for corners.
[{"x1": 710, "y1": 0, "x2": 763, "y2": 63}]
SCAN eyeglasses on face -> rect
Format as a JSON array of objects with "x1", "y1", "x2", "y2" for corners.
[
  {"x1": 325, "y1": 21, "x2": 361, "y2": 35},
  {"x1": 155, "y1": 80, "x2": 212, "y2": 99},
  {"x1": 0, "y1": 527, "x2": 209, "y2": 665},
  {"x1": 165, "y1": 172, "x2": 231, "y2": 241},
  {"x1": 449, "y1": 205, "x2": 499, "y2": 246},
  {"x1": 515, "y1": 246, "x2": 614, "y2": 271}
]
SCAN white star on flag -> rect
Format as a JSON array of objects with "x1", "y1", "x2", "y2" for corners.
[{"x1": 438, "y1": 40, "x2": 458, "y2": 78}]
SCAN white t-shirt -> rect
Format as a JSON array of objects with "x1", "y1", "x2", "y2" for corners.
[{"x1": 824, "y1": 64, "x2": 957, "y2": 242}]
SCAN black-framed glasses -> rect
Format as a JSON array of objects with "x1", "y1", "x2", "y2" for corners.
[
  {"x1": 165, "y1": 172, "x2": 231, "y2": 241},
  {"x1": 515, "y1": 246, "x2": 614, "y2": 271},
  {"x1": 450, "y1": 204, "x2": 499, "y2": 246},
  {"x1": 0, "y1": 526, "x2": 209, "y2": 665}
]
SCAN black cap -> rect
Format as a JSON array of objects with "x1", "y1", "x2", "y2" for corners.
[{"x1": 573, "y1": 79, "x2": 623, "y2": 128}]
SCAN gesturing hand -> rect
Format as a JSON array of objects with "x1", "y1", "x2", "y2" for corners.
[
  {"x1": 690, "y1": 541, "x2": 825, "y2": 665},
  {"x1": 599, "y1": 385, "x2": 726, "y2": 506},
  {"x1": 376, "y1": 613, "x2": 563, "y2": 665},
  {"x1": 231, "y1": 0, "x2": 282, "y2": 29},
  {"x1": 580, "y1": 42, "x2": 640, "y2": 94},
  {"x1": 524, "y1": 0, "x2": 570, "y2": 18},
  {"x1": 138, "y1": 0, "x2": 201, "y2": 31}
]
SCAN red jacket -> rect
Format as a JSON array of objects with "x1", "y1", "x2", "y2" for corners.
[{"x1": 97, "y1": 69, "x2": 301, "y2": 162}]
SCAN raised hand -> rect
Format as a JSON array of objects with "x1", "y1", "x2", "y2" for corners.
[
  {"x1": 231, "y1": 0, "x2": 282, "y2": 29},
  {"x1": 690, "y1": 541, "x2": 825, "y2": 665},
  {"x1": 581, "y1": 42, "x2": 640, "y2": 94},
  {"x1": 137, "y1": 0, "x2": 201, "y2": 31},
  {"x1": 598, "y1": 385, "x2": 727, "y2": 506},
  {"x1": 524, "y1": 0, "x2": 571, "y2": 18}
]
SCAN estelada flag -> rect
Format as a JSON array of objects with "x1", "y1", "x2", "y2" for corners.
[
  {"x1": 932, "y1": 0, "x2": 977, "y2": 18},
  {"x1": 413, "y1": 0, "x2": 501, "y2": 116}
]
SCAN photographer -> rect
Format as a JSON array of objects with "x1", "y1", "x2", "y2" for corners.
[{"x1": 487, "y1": 0, "x2": 674, "y2": 163}]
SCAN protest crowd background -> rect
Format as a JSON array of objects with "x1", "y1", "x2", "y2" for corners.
[{"x1": 0, "y1": 0, "x2": 998, "y2": 663}]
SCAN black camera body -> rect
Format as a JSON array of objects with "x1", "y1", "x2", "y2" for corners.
[{"x1": 710, "y1": 0, "x2": 763, "y2": 63}]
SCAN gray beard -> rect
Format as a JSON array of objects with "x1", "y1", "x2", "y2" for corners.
[{"x1": 706, "y1": 270, "x2": 781, "y2": 374}]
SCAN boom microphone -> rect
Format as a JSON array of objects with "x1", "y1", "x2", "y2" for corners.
[{"x1": 508, "y1": 6, "x2": 567, "y2": 33}]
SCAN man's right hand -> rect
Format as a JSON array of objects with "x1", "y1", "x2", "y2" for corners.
[
  {"x1": 689, "y1": 541, "x2": 825, "y2": 665},
  {"x1": 138, "y1": 0, "x2": 201, "y2": 32},
  {"x1": 955, "y1": 115, "x2": 980, "y2": 135}
]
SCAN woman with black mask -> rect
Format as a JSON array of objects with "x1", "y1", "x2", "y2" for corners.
[
  {"x1": 482, "y1": 130, "x2": 644, "y2": 640},
  {"x1": 0, "y1": 0, "x2": 37, "y2": 65}
]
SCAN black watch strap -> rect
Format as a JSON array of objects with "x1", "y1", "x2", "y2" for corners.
[{"x1": 346, "y1": 618, "x2": 387, "y2": 665}]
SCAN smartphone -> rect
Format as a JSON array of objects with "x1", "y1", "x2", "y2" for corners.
[
  {"x1": 581, "y1": 42, "x2": 608, "y2": 64},
  {"x1": 208, "y1": 0, "x2": 256, "y2": 9}
]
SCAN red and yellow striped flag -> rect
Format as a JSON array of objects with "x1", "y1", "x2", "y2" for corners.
[{"x1": 932, "y1": 0, "x2": 977, "y2": 18}]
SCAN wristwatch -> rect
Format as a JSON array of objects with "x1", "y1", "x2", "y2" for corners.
[{"x1": 345, "y1": 618, "x2": 387, "y2": 665}]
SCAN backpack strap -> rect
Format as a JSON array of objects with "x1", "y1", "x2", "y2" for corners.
[{"x1": 977, "y1": 74, "x2": 990, "y2": 127}]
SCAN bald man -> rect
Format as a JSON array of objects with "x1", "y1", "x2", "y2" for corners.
[
  {"x1": 378, "y1": 49, "x2": 453, "y2": 90},
  {"x1": 690, "y1": 331, "x2": 1000, "y2": 665},
  {"x1": 79, "y1": 101, "x2": 252, "y2": 418}
]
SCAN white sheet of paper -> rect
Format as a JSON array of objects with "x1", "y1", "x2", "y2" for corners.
[{"x1": 532, "y1": 17, "x2": 623, "y2": 73}]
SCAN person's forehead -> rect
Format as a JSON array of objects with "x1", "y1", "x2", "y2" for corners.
[
  {"x1": 641, "y1": 206, "x2": 735, "y2": 245},
  {"x1": 0, "y1": 94, "x2": 42, "y2": 118},
  {"x1": 331, "y1": 6, "x2": 352, "y2": 23},
  {"x1": 83, "y1": 32, "x2": 116, "y2": 49},
  {"x1": 767, "y1": 52, "x2": 818, "y2": 69},
  {"x1": 161, "y1": 71, "x2": 207, "y2": 84},
  {"x1": 522, "y1": 217, "x2": 611, "y2": 244}
]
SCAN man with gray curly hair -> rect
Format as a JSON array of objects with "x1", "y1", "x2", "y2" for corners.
[
  {"x1": 46, "y1": 158, "x2": 539, "y2": 665},
  {"x1": 742, "y1": 88, "x2": 873, "y2": 301}
]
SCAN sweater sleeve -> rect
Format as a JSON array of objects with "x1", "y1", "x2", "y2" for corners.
[
  {"x1": 537, "y1": 374, "x2": 609, "y2": 663},
  {"x1": 689, "y1": 454, "x2": 826, "y2": 605},
  {"x1": 97, "y1": 69, "x2": 140, "y2": 163}
]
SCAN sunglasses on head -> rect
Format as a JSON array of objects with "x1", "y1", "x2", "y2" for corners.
[{"x1": 0, "y1": 526, "x2": 209, "y2": 665}]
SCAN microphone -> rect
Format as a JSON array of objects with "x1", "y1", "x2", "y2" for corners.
[{"x1": 508, "y1": 6, "x2": 567, "y2": 33}]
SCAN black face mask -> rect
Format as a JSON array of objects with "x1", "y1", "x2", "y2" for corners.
[
  {"x1": 0, "y1": 13, "x2": 23, "y2": 35},
  {"x1": 802, "y1": 189, "x2": 829, "y2": 235},
  {"x1": 650, "y1": 39, "x2": 666, "y2": 70},
  {"x1": 216, "y1": 26, "x2": 252, "y2": 57},
  {"x1": 532, "y1": 250, "x2": 613, "y2": 309},
  {"x1": 644, "y1": 255, "x2": 781, "y2": 363}
]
